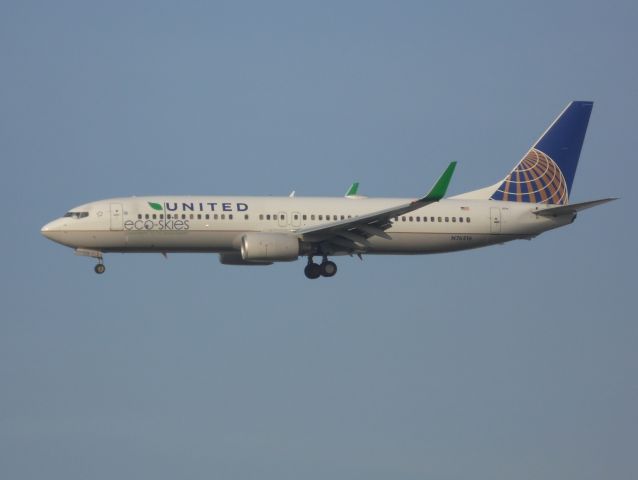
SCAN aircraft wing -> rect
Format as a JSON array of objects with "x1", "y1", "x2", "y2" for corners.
[{"x1": 296, "y1": 162, "x2": 456, "y2": 249}]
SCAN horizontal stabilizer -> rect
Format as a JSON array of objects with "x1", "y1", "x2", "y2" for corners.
[{"x1": 534, "y1": 198, "x2": 617, "y2": 217}]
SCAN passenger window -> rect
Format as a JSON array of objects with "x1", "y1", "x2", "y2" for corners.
[
  {"x1": 340, "y1": 215, "x2": 345, "y2": 220},
  {"x1": 205, "y1": 214, "x2": 210, "y2": 220},
  {"x1": 266, "y1": 214, "x2": 271, "y2": 220},
  {"x1": 302, "y1": 215, "x2": 307, "y2": 220},
  {"x1": 318, "y1": 215, "x2": 323, "y2": 220},
  {"x1": 311, "y1": 215, "x2": 316, "y2": 220},
  {"x1": 294, "y1": 214, "x2": 298, "y2": 220},
  {"x1": 145, "y1": 214, "x2": 149, "y2": 220},
  {"x1": 452, "y1": 217, "x2": 456, "y2": 222},
  {"x1": 402, "y1": 216, "x2": 406, "y2": 222},
  {"x1": 229, "y1": 214, "x2": 233, "y2": 220},
  {"x1": 409, "y1": 216, "x2": 413, "y2": 222},
  {"x1": 416, "y1": 216, "x2": 420, "y2": 222},
  {"x1": 214, "y1": 214, "x2": 219, "y2": 220},
  {"x1": 438, "y1": 217, "x2": 442, "y2": 222},
  {"x1": 138, "y1": 214, "x2": 142, "y2": 220},
  {"x1": 160, "y1": 214, "x2": 164, "y2": 219},
  {"x1": 333, "y1": 215, "x2": 337, "y2": 221},
  {"x1": 273, "y1": 214, "x2": 278, "y2": 221},
  {"x1": 431, "y1": 217, "x2": 435, "y2": 222},
  {"x1": 190, "y1": 214, "x2": 194, "y2": 219},
  {"x1": 445, "y1": 217, "x2": 449, "y2": 222},
  {"x1": 221, "y1": 214, "x2": 225, "y2": 220},
  {"x1": 466, "y1": 217, "x2": 471, "y2": 223},
  {"x1": 182, "y1": 214, "x2": 186, "y2": 220},
  {"x1": 459, "y1": 217, "x2": 463, "y2": 223},
  {"x1": 244, "y1": 214, "x2": 249, "y2": 220}
]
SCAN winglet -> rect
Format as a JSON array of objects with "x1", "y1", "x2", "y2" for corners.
[
  {"x1": 345, "y1": 182, "x2": 359, "y2": 196},
  {"x1": 420, "y1": 161, "x2": 457, "y2": 202}
]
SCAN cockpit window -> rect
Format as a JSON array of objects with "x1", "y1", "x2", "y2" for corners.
[{"x1": 63, "y1": 212, "x2": 89, "y2": 219}]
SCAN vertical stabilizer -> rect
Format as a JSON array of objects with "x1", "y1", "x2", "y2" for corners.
[{"x1": 489, "y1": 101, "x2": 593, "y2": 205}]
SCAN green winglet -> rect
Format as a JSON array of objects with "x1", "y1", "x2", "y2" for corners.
[
  {"x1": 345, "y1": 182, "x2": 359, "y2": 196},
  {"x1": 421, "y1": 161, "x2": 457, "y2": 202}
]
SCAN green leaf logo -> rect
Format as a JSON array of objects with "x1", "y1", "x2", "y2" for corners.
[{"x1": 148, "y1": 201, "x2": 163, "y2": 211}]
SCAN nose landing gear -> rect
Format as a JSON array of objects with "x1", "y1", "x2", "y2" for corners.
[
  {"x1": 75, "y1": 248, "x2": 106, "y2": 274},
  {"x1": 304, "y1": 256, "x2": 338, "y2": 279}
]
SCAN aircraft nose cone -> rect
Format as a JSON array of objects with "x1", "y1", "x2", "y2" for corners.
[
  {"x1": 41, "y1": 221, "x2": 56, "y2": 239},
  {"x1": 41, "y1": 219, "x2": 75, "y2": 247}
]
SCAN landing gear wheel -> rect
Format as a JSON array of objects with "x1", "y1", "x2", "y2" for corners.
[
  {"x1": 304, "y1": 263, "x2": 321, "y2": 279},
  {"x1": 320, "y1": 260, "x2": 337, "y2": 277},
  {"x1": 94, "y1": 263, "x2": 106, "y2": 275}
]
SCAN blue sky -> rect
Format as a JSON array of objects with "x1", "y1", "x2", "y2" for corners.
[{"x1": 1, "y1": 1, "x2": 636, "y2": 479}]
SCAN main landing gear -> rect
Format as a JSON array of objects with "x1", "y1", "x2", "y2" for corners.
[{"x1": 304, "y1": 256, "x2": 337, "y2": 279}]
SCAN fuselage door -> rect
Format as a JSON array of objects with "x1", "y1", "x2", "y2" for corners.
[
  {"x1": 490, "y1": 207, "x2": 501, "y2": 234},
  {"x1": 110, "y1": 203, "x2": 123, "y2": 230}
]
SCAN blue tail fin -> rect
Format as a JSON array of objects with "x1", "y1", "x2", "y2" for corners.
[{"x1": 490, "y1": 101, "x2": 593, "y2": 205}]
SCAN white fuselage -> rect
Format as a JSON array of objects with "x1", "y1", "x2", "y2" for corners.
[
  {"x1": 40, "y1": 102, "x2": 604, "y2": 278},
  {"x1": 41, "y1": 195, "x2": 571, "y2": 255}
]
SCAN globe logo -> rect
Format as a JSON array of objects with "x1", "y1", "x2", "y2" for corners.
[{"x1": 492, "y1": 148, "x2": 568, "y2": 205}]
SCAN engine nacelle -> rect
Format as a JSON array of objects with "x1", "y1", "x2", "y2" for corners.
[
  {"x1": 219, "y1": 252, "x2": 273, "y2": 266},
  {"x1": 240, "y1": 233, "x2": 300, "y2": 262}
]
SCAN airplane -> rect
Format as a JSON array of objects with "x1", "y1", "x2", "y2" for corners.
[{"x1": 41, "y1": 101, "x2": 615, "y2": 279}]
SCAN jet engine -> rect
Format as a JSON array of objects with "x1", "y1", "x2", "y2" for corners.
[
  {"x1": 240, "y1": 233, "x2": 300, "y2": 262},
  {"x1": 218, "y1": 252, "x2": 272, "y2": 266}
]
